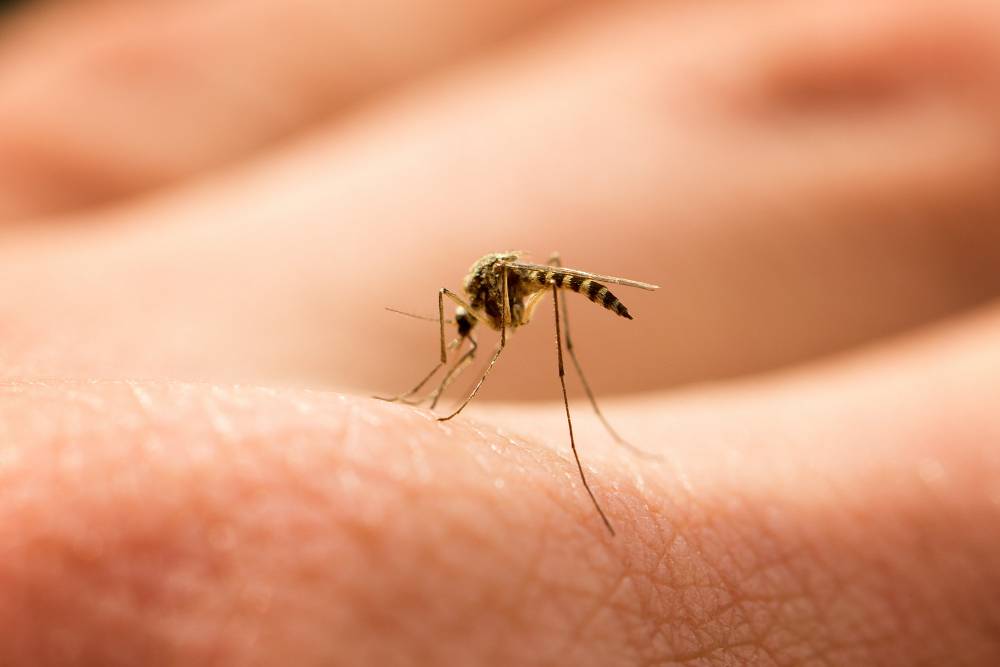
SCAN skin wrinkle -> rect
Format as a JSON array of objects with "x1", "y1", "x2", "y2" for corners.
[
  {"x1": 649, "y1": 515, "x2": 722, "y2": 655},
  {"x1": 628, "y1": 526, "x2": 685, "y2": 654},
  {"x1": 726, "y1": 492, "x2": 900, "y2": 663},
  {"x1": 561, "y1": 570, "x2": 632, "y2": 657},
  {"x1": 735, "y1": 511, "x2": 827, "y2": 654}
]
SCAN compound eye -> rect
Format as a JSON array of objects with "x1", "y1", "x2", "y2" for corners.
[{"x1": 454, "y1": 306, "x2": 473, "y2": 336}]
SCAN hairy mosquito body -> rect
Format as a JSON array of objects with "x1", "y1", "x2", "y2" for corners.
[
  {"x1": 464, "y1": 252, "x2": 633, "y2": 328},
  {"x1": 377, "y1": 251, "x2": 659, "y2": 535}
]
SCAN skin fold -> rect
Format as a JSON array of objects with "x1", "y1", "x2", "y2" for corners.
[
  {"x1": 1, "y1": 0, "x2": 1000, "y2": 392},
  {"x1": 0, "y1": 0, "x2": 999, "y2": 664}
]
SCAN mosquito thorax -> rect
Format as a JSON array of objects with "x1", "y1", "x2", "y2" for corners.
[{"x1": 463, "y1": 251, "x2": 521, "y2": 330}]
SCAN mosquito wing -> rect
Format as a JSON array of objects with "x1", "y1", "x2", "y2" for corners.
[{"x1": 506, "y1": 261, "x2": 659, "y2": 291}]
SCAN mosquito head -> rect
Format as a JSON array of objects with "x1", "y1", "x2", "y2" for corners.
[{"x1": 455, "y1": 307, "x2": 476, "y2": 338}]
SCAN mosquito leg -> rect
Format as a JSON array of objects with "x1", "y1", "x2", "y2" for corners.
[
  {"x1": 398, "y1": 336, "x2": 475, "y2": 407},
  {"x1": 428, "y1": 336, "x2": 477, "y2": 410},
  {"x1": 396, "y1": 337, "x2": 465, "y2": 406},
  {"x1": 547, "y1": 253, "x2": 661, "y2": 460},
  {"x1": 373, "y1": 362, "x2": 445, "y2": 403},
  {"x1": 374, "y1": 287, "x2": 471, "y2": 403},
  {"x1": 438, "y1": 264, "x2": 509, "y2": 421},
  {"x1": 552, "y1": 282, "x2": 615, "y2": 536}
]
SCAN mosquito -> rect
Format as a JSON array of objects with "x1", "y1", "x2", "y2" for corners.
[{"x1": 376, "y1": 251, "x2": 659, "y2": 535}]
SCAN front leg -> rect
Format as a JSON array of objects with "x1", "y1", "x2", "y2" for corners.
[
  {"x1": 427, "y1": 335, "x2": 478, "y2": 410},
  {"x1": 438, "y1": 263, "x2": 509, "y2": 421},
  {"x1": 374, "y1": 287, "x2": 472, "y2": 403}
]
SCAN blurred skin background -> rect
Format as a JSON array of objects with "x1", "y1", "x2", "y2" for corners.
[{"x1": 1, "y1": 0, "x2": 1000, "y2": 665}]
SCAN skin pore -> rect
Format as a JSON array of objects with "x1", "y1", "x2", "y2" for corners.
[{"x1": 0, "y1": 0, "x2": 999, "y2": 664}]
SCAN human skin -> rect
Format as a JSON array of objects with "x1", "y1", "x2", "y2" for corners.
[
  {"x1": 1, "y1": 0, "x2": 1000, "y2": 665},
  {"x1": 0, "y1": 0, "x2": 598, "y2": 219},
  {"x1": 3, "y1": 311, "x2": 1000, "y2": 665}
]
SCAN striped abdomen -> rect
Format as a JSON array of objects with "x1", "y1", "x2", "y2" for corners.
[{"x1": 527, "y1": 269, "x2": 632, "y2": 319}]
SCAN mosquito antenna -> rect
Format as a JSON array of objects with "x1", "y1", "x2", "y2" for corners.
[{"x1": 385, "y1": 307, "x2": 453, "y2": 324}]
